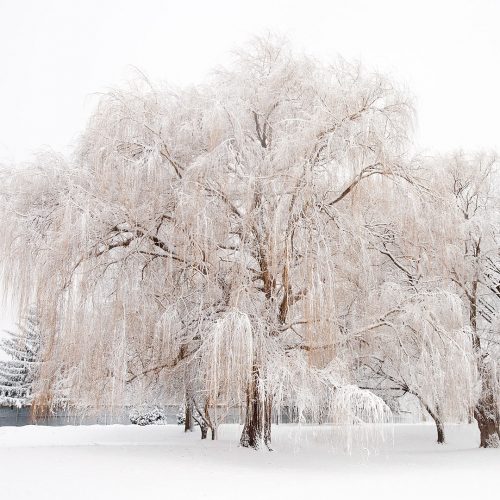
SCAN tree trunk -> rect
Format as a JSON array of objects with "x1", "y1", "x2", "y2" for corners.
[
  {"x1": 193, "y1": 406, "x2": 209, "y2": 439},
  {"x1": 193, "y1": 398, "x2": 215, "y2": 440},
  {"x1": 435, "y1": 420, "x2": 445, "y2": 445},
  {"x1": 475, "y1": 406, "x2": 499, "y2": 448},
  {"x1": 474, "y1": 360, "x2": 500, "y2": 448},
  {"x1": 200, "y1": 422, "x2": 208, "y2": 439},
  {"x1": 184, "y1": 395, "x2": 194, "y2": 432},
  {"x1": 423, "y1": 402, "x2": 445, "y2": 444},
  {"x1": 239, "y1": 366, "x2": 272, "y2": 450}
]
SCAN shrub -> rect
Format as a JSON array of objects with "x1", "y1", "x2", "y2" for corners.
[{"x1": 129, "y1": 405, "x2": 167, "y2": 426}]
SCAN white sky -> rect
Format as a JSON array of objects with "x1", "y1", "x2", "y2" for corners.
[
  {"x1": 1, "y1": 0, "x2": 500, "y2": 163},
  {"x1": 1, "y1": 0, "x2": 500, "y2": 326}
]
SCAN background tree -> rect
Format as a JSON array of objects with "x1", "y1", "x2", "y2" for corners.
[
  {"x1": 0, "y1": 308, "x2": 41, "y2": 408},
  {"x1": 355, "y1": 176, "x2": 479, "y2": 444},
  {"x1": 435, "y1": 152, "x2": 500, "y2": 447}
]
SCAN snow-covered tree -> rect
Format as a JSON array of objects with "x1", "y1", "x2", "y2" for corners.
[
  {"x1": 0, "y1": 37, "x2": 414, "y2": 449},
  {"x1": 355, "y1": 176, "x2": 479, "y2": 444},
  {"x1": 3, "y1": 37, "x2": 498, "y2": 452},
  {"x1": 357, "y1": 288, "x2": 477, "y2": 444},
  {"x1": 434, "y1": 152, "x2": 500, "y2": 447},
  {"x1": 360, "y1": 152, "x2": 500, "y2": 447},
  {"x1": 0, "y1": 309, "x2": 41, "y2": 408}
]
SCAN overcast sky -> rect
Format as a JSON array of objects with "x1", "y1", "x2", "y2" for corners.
[
  {"x1": 1, "y1": 0, "x2": 500, "y2": 327},
  {"x1": 1, "y1": 0, "x2": 500, "y2": 164}
]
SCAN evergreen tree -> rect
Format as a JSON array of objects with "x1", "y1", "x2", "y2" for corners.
[{"x1": 0, "y1": 310, "x2": 41, "y2": 408}]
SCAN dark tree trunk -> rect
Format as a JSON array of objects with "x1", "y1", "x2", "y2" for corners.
[
  {"x1": 239, "y1": 366, "x2": 272, "y2": 450},
  {"x1": 193, "y1": 398, "x2": 216, "y2": 440},
  {"x1": 184, "y1": 396, "x2": 194, "y2": 432},
  {"x1": 200, "y1": 422, "x2": 208, "y2": 439},
  {"x1": 474, "y1": 361, "x2": 500, "y2": 448},
  {"x1": 203, "y1": 400, "x2": 217, "y2": 441},
  {"x1": 475, "y1": 406, "x2": 499, "y2": 448},
  {"x1": 423, "y1": 402, "x2": 445, "y2": 444},
  {"x1": 436, "y1": 420, "x2": 445, "y2": 445},
  {"x1": 193, "y1": 408, "x2": 208, "y2": 439}
]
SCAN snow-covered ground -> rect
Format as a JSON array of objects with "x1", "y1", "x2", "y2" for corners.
[{"x1": 0, "y1": 423, "x2": 498, "y2": 499}]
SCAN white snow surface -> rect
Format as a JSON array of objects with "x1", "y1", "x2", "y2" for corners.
[{"x1": 0, "y1": 423, "x2": 498, "y2": 499}]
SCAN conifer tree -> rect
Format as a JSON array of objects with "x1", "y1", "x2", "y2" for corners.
[{"x1": 0, "y1": 310, "x2": 41, "y2": 408}]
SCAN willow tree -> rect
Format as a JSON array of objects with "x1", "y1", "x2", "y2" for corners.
[
  {"x1": 357, "y1": 175, "x2": 478, "y2": 444},
  {"x1": 434, "y1": 152, "x2": 500, "y2": 447},
  {"x1": 0, "y1": 37, "x2": 413, "y2": 449}
]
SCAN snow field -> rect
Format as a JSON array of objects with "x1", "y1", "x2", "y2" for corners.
[{"x1": 0, "y1": 423, "x2": 498, "y2": 500}]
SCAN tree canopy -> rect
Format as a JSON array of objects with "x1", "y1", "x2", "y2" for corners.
[{"x1": 0, "y1": 37, "x2": 498, "y2": 448}]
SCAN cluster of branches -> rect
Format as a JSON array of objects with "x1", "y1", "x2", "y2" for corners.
[{"x1": 0, "y1": 36, "x2": 498, "y2": 449}]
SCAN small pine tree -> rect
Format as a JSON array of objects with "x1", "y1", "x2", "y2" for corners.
[{"x1": 0, "y1": 309, "x2": 41, "y2": 408}]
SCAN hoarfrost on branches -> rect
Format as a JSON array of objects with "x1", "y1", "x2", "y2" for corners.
[{"x1": 0, "y1": 36, "x2": 498, "y2": 449}]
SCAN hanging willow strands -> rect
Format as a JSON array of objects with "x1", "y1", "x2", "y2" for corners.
[{"x1": 1, "y1": 37, "x2": 498, "y2": 449}]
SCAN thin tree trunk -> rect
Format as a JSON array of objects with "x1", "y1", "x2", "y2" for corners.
[
  {"x1": 184, "y1": 393, "x2": 194, "y2": 432},
  {"x1": 436, "y1": 420, "x2": 445, "y2": 445},
  {"x1": 203, "y1": 400, "x2": 217, "y2": 441},
  {"x1": 423, "y1": 402, "x2": 445, "y2": 444},
  {"x1": 239, "y1": 365, "x2": 272, "y2": 450},
  {"x1": 192, "y1": 398, "x2": 215, "y2": 440}
]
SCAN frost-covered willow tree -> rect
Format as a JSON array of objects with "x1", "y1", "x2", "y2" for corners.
[
  {"x1": 357, "y1": 287, "x2": 477, "y2": 444},
  {"x1": 356, "y1": 177, "x2": 478, "y2": 444},
  {"x1": 432, "y1": 152, "x2": 500, "y2": 447},
  {"x1": 0, "y1": 37, "x2": 414, "y2": 449}
]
